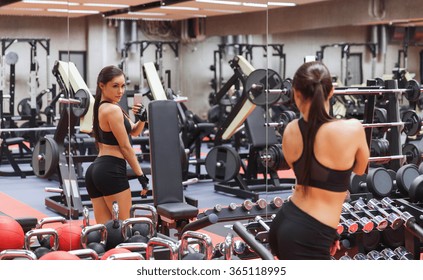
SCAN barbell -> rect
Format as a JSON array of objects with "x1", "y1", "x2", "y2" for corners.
[{"x1": 58, "y1": 88, "x2": 91, "y2": 117}]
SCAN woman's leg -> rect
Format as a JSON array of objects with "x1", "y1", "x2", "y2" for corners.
[{"x1": 91, "y1": 197, "x2": 112, "y2": 225}]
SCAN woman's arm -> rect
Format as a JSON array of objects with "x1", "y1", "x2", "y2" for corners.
[
  {"x1": 107, "y1": 107, "x2": 144, "y2": 177},
  {"x1": 351, "y1": 120, "x2": 370, "y2": 175},
  {"x1": 129, "y1": 103, "x2": 146, "y2": 137}
]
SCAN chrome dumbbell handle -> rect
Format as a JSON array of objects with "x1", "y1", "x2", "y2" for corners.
[
  {"x1": 380, "y1": 197, "x2": 415, "y2": 225},
  {"x1": 367, "y1": 199, "x2": 404, "y2": 230},
  {"x1": 354, "y1": 199, "x2": 388, "y2": 231},
  {"x1": 342, "y1": 202, "x2": 374, "y2": 233},
  {"x1": 339, "y1": 215, "x2": 358, "y2": 234}
]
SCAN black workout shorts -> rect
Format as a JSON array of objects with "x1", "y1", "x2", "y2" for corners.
[
  {"x1": 85, "y1": 156, "x2": 130, "y2": 198},
  {"x1": 268, "y1": 200, "x2": 337, "y2": 260}
]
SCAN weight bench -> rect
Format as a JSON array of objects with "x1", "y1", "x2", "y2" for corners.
[
  {"x1": 0, "y1": 136, "x2": 33, "y2": 178},
  {"x1": 148, "y1": 100, "x2": 199, "y2": 238}
]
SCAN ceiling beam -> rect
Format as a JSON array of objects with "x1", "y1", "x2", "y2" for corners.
[{"x1": 0, "y1": 0, "x2": 20, "y2": 8}]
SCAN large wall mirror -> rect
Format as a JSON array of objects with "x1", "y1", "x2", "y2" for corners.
[{"x1": 1, "y1": 0, "x2": 423, "y2": 260}]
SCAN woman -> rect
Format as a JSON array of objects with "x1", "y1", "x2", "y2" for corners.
[
  {"x1": 85, "y1": 65, "x2": 148, "y2": 225},
  {"x1": 268, "y1": 61, "x2": 369, "y2": 260}
]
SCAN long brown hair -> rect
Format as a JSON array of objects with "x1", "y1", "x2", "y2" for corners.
[
  {"x1": 292, "y1": 61, "x2": 334, "y2": 185},
  {"x1": 92, "y1": 65, "x2": 126, "y2": 147}
]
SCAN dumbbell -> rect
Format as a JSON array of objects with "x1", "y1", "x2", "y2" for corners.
[
  {"x1": 394, "y1": 164, "x2": 420, "y2": 197},
  {"x1": 255, "y1": 198, "x2": 268, "y2": 210},
  {"x1": 342, "y1": 202, "x2": 374, "y2": 233},
  {"x1": 393, "y1": 246, "x2": 414, "y2": 260},
  {"x1": 352, "y1": 252, "x2": 368, "y2": 260},
  {"x1": 212, "y1": 233, "x2": 240, "y2": 260},
  {"x1": 213, "y1": 204, "x2": 223, "y2": 212},
  {"x1": 380, "y1": 197, "x2": 423, "y2": 239},
  {"x1": 380, "y1": 248, "x2": 399, "y2": 260},
  {"x1": 353, "y1": 198, "x2": 388, "y2": 231},
  {"x1": 228, "y1": 202, "x2": 238, "y2": 211},
  {"x1": 254, "y1": 216, "x2": 271, "y2": 232},
  {"x1": 380, "y1": 197, "x2": 415, "y2": 226},
  {"x1": 349, "y1": 167, "x2": 393, "y2": 197},
  {"x1": 241, "y1": 200, "x2": 254, "y2": 211},
  {"x1": 339, "y1": 215, "x2": 358, "y2": 234},
  {"x1": 338, "y1": 253, "x2": 353, "y2": 260},
  {"x1": 367, "y1": 250, "x2": 385, "y2": 260},
  {"x1": 367, "y1": 199, "x2": 404, "y2": 230},
  {"x1": 405, "y1": 174, "x2": 423, "y2": 203},
  {"x1": 270, "y1": 197, "x2": 284, "y2": 209}
]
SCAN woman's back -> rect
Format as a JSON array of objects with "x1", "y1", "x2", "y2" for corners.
[{"x1": 283, "y1": 117, "x2": 368, "y2": 228}]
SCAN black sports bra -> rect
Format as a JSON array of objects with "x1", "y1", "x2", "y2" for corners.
[
  {"x1": 98, "y1": 101, "x2": 131, "y2": 146},
  {"x1": 292, "y1": 118, "x2": 352, "y2": 192}
]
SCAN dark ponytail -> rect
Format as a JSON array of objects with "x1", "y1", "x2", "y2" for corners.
[
  {"x1": 292, "y1": 62, "x2": 334, "y2": 187},
  {"x1": 92, "y1": 65, "x2": 125, "y2": 148}
]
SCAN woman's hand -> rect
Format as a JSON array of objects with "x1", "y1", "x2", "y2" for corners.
[
  {"x1": 330, "y1": 239, "x2": 340, "y2": 256},
  {"x1": 133, "y1": 103, "x2": 147, "y2": 122}
]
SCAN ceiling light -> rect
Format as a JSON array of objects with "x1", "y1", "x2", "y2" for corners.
[
  {"x1": 205, "y1": 8, "x2": 243, "y2": 13},
  {"x1": 160, "y1": 6, "x2": 200, "y2": 11},
  {"x1": 128, "y1": 12, "x2": 167, "y2": 16},
  {"x1": 47, "y1": 8, "x2": 99, "y2": 14},
  {"x1": 196, "y1": 0, "x2": 242, "y2": 5},
  {"x1": 267, "y1": 2, "x2": 296, "y2": 6},
  {"x1": 242, "y1": 2, "x2": 267, "y2": 8},
  {"x1": 83, "y1": 3, "x2": 129, "y2": 8},
  {"x1": 23, "y1": 0, "x2": 79, "y2": 6},
  {"x1": 2, "y1": 7, "x2": 43, "y2": 11}
]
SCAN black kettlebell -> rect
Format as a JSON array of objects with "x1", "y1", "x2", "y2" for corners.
[
  {"x1": 125, "y1": 217, "x2": 156, "y2": 243},
  {"x1": 105, "y1": 201, "x2": 130, "y2": 250},
  {"x1": 81, "y1": 223, "x2": 107, "y2": 256},
  {"x1": 24, "y1": 228, "x2": 59, "y2": 259}
]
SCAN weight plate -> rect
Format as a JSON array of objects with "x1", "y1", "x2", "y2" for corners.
[
  {"x1": 362, "y1": 230, "x2": 381, "y2": 252},
  {"x1": 72, "y1": 89, "x2": 90, "y2": 117},
  {"x1": 349, "y1": 173, "x2": 367, "y2": 194},
  {"x1": 5, "y1": 51, "x2": 18, "y2": 65},
  {"x1": 367, "y1": 167, "x2": 393, "y2": 198},
  {"x1": 32, "y1": 137, "x2": 59, "y2": 179},
  {"x1": 402, "y1": 142, "x2": 421, "y2": 165},
  {"x1": 372, "y1": 107, "x2": 388, "y2": 136},
  {"x1": 402, "y1": 110, "x2": 421, "y2": 137},
  {"x1": 409, "y1": 175, "x2": 423, "y2": 203},
  {"x1": 279, "y1": 78, "x2": 292, "y2": 104},
  {"x1": 396, "y1": 164, "x2": 419, "y2": 196},
  {"x1": 245, "y1": 69, "x2": 282, "y2": 106},
  {"x1": 405, "y1": 79, "x2": 421, "y2": 102},
  {"x1": 205, "y1": 145, "x2": 240, "y2": 182},
  {"x1": 381, "y1": 227, "x2": 405, "y2": 248}
]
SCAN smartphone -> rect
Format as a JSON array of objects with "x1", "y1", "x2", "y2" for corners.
[{"x1": 133, "y1": 93, "x2": 143, "y2": 105}]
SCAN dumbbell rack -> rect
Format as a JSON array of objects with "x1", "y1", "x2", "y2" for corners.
[
  {"x1": 365, "y1": 79, "x2": 404, "y2": 172},
  {"x1": 393, "y1": 198, "x2": 423, "y2": 259},
  {"x1": 336, "y1": 198, "x2": 423, "y2": 260}
]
